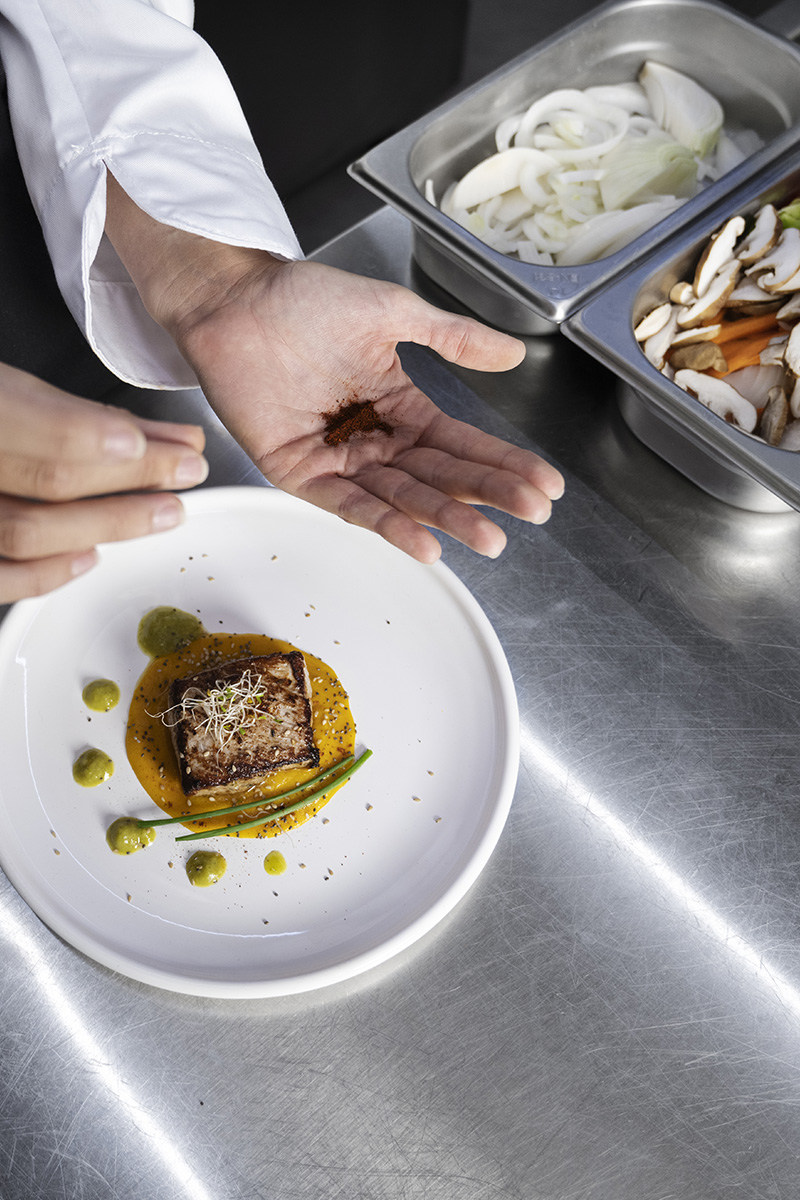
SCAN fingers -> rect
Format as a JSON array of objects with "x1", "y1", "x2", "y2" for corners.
[
  {"x1": 0, "y1": 361, "x2": 207, "y2": 480},
  {"x1": 353, "y1": 463, "x2": 508, "y2": 557},
  {"x1": 0, "y1": 363, "x2": 146, "y2": 462},
  {"x1": 0, "y1": 492, "x2": 184, "y2": 560},
  {"x1": 392, "y1": 446, "x2": 556, "y2": 525},
  {"x1": 295, "y1": 475, "x2": 444, "y2": 564},
  {"x1": 0, "y1": 363, "x2": 208, "y2": 602},
  {"x1": 415, "y1": 415, "x2": 565, "y2": 504},
  {"x1": 0, "y1": 492, "x2": 186, "y2": 604},
  {"x1": 134, "y1": 415, "x2": 206, "y2": 454},
  {"x1": 291, "y1": 424, "x2": 565, "y2": 562},
  {"x1": 0, "y1": 549, "x2": 99, "y2": 604},
  {"x1": 1, "y1": 432, "x2": 208, "y2": 502},
  {"x1": 296, "y1": 463, "x2": 510, "y2": 561}
]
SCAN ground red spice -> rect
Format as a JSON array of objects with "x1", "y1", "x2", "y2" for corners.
[{"x1": 322, "y1": 398, "x2": 394, "y2": 446}]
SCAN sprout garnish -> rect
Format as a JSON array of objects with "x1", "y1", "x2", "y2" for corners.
[{"x1": 148, "y1": 669, "x2": 281, "y2": 755}]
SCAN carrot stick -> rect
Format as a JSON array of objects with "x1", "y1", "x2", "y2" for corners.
[
  {"x1": 707, "y1": 329, "x2": 782, "y2": 377},
  {"x1": 711, "y1": 311, "x2": 781, "y2": 344}
]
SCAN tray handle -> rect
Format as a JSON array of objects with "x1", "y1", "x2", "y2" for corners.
[{"x1": 757, "y1": 0, "x2": 800, "y2": 41}]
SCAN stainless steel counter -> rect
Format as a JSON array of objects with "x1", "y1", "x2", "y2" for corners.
[{"x1": 3, "y1": 205, "x2": 800, "y2": 1199}]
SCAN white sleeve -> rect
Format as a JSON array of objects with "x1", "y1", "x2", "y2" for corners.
[{"x1": 0, "y1": 0, "x2": 303, "y2": 389}]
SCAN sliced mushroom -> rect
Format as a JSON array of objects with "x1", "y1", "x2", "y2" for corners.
[
  {"x1": 634, "y1": 301, "x2": 673, "y2": 341},
  {"x1": 673, "y1": 369, "x2": 758, "y2": 431},
  {"x1": 759, "y1": 335, "x2": 789, "y2": 367},
  {"x1": 670, "y1": 342, "x2": 728, "y2": 372},
  {"x1": 777, "y1": 292, "x2": 800, "y2": 324},
  {"x1": 669, "y1": 280, "x2": 695, "y2": 305},
  {"x1": 735, "y1": 204, "x2": 782, "y2": 265},
  {"x1": 788, "y1": 374, "x2": 800, "y2": 420},
  {"x1": 731, "y1": 300, "x2": 784, "y2": 316},
  {"x1": 725, "y1": 275, "x2": 783, "y2": 316},
  {"x1": 726, "y1": 277, "x2": 778, "y2": 306},
  {"x1": 745, "y1": 226, "x2": 800, "y2": 291},
  {"x1": 784, "y1": 323, "x2": 800, "y2": 377},
  {"x1": 670, "y1": 323, "x2": 722, "y2": 346},
  {"x1": 769, "y1": 265, "x2": 800, "y2": 294},
  {"x1": 779, "y1": 419, "x2": 800, "y2": 450},
  {"x1": 758, "y1": 385, "x2": 789, "y2": 446},
  {"x1": 677, "y1": 259, "x2": 740, "y2": 327},
  {"x1": 743, "y1": 302, "x2": 785, "y2": 317},
  {"x1": 693, "y1": 215, "x2": 745, "y2": 297},
  {"x1": 643, "y1": 305, "x2": 681, "y2": 370}
]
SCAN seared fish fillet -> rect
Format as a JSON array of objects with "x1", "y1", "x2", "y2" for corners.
[{"x1": 168, "y1": 652, "x2": 319, "y2": 797}]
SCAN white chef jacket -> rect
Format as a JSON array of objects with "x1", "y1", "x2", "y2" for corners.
[{"x1": 0, "y1": 0, "x2": 302, "y2": 389}]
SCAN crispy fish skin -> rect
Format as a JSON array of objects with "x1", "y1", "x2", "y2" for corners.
[{"x1": 169, "y1": 652, "x2": 319, "y2": 797}]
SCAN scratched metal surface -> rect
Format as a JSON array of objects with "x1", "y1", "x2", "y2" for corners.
[{"x1": 3, "y1": 204, "x2": 800, "y2": 1198}]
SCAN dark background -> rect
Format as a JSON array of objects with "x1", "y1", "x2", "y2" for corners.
[{"x1": 194, "y1": 0, "x2": 777, "y2": 252}]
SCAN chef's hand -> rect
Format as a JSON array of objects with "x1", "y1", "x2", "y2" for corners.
[
  {"x1": 0, "y1": 363, "x2": 208, "y2": 602},
  {"x1": 176, "y1": 259, "x2": 565, "y2": 561},
  {"x1": 107, "y1": 176, "x2": 565, "y2": 563}
]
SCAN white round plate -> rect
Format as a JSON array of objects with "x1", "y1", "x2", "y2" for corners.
[{"x1": 0, "y1": 487, "x2": 519, "y2": 997}]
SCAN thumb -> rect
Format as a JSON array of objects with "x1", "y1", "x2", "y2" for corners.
[{"x1": 400, "y1": 292, "x2": 526, "y2": 372}]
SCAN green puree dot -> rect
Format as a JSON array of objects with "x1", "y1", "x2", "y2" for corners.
[
  {"x1": 263, "y1": 850, "x2": 287, "y2": 876},
  {"x1": 186, "y1": 850, "x2": 227, "y2": 887},
  {"x1": 82, "y1": 678, "x2": 120, "y2": 712},
  {"x1": 137, "y1": 606, "x2": 206, "y2": 657},
  {"x1": 106, "y1": 818, "x2": 156, "y2": 855},
  {"x1": 73, "y1": 747, "x2": 114, "y2": 786}
]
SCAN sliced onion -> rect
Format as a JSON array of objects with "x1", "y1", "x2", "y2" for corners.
[
  {"x1": 515, "y1": 90, "x2": 624, "y2": 144},
  {"x1": 518, "y1": 160, "x2": 553, "y2": 207},
  {"x1": 494, "y1": 187, "x2": 535, "y2": 223},
  {"x1": 495, "y1": 115, "x2": 522, "y2": 152},
  {"x1": 722, "y1": 364, "x2": 785, "y2": 408},
  {"x1": 583, "y1": 83, "x2": 651, "y2": 115},
  {"x1": 516, "y1": 242, "x2": 555, "y2": 265},
  {"x1": 450, "y1": 147, "x2": 558, "y2": 210},
  {"x1": 553, "y1": 169, "x2": 605, "y2": 184},
  {"x1": 432, "y1": 67, "x2": 758, "y2": 266},
  {"x1": 555, "y1": 198, "x2": 683, "y2": 265}
]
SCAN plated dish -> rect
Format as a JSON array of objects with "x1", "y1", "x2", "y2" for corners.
[{"x1": 0, "y1": 487, "x2": 519, "y2": 998}]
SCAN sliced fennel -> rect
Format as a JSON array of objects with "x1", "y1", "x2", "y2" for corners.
[
  {"x1": 597, "y1": 132, "x2": 697, "y2": 212},
  {"x1": 638, "y1": 61, "x2": 723, "y2": 159}
]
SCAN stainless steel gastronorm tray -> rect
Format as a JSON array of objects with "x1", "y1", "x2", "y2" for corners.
[
  {"x1": 350, "y1": 0, "x2": 800, "y2": 334},
  {"x1": 563, "y1": 149, "x2": 800, "y2": 513}
]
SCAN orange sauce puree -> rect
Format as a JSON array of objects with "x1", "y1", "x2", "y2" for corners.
[{"x1": 125, "y1": 632, "x2": 355, "y2": 838}]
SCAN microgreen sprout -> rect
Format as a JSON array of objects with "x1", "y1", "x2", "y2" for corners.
[{"x1": 148, "y1": 669, "x2": 286, "y2": 756}]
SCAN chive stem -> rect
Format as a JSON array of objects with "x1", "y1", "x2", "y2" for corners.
[
  {"x1": 174, "y1": 749, "x2": 372, "y2": 842},
  {"x1": 137, "y1": 754, "x2": 356, "y2": 829}
]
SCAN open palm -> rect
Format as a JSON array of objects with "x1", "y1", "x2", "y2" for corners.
[{"x1": 174, "y1": 258, "x2": 564, "y2": 562}]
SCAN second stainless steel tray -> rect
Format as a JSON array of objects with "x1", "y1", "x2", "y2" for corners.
[{"x1": 563, "y1": 150, "x2": 800, "y2": 513}]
